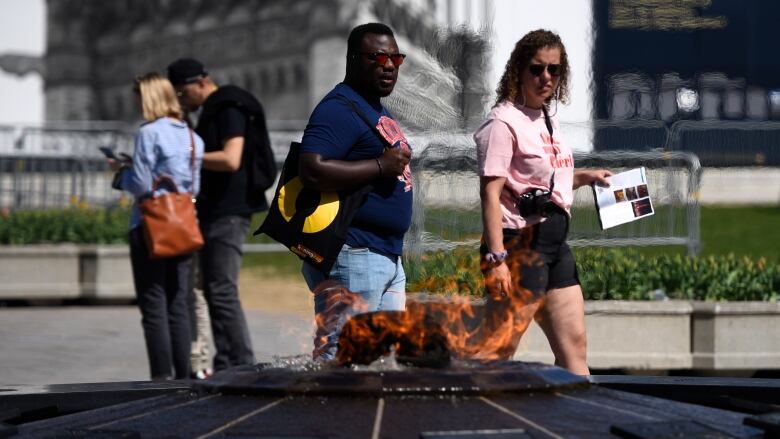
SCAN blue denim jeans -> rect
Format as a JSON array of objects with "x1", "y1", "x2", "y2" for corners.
[{"x1": 302, "y1": 244, "x2": 406, "y2": 361}]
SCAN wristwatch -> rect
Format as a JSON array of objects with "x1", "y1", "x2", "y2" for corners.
[{"x1": 485, "y1": 250, "x2": 508, "y2": 265}]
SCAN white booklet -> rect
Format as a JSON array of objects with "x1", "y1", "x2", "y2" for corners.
[{"x1": 592, "y1": 167, "x2": 654, "y2": 229}]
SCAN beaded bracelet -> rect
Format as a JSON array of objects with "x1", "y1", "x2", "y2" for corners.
[{"x1": 485, "y1": 250, "x2": 508, "y2": 265}]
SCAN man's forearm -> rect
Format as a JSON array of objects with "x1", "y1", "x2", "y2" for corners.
[
  {"x1": 202, "y1": 136, "x2": 244, "y2": 172},
  {"x1": 202, "y1": 151, "x2": 233, "y2": 171},
  {"x1": 299, "y1": 154, "x2": 381, "y2": 192}
]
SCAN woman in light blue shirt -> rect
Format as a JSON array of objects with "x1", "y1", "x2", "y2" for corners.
[{"x1": 110, "y1": 72, "x2": 204, "y2": 380}]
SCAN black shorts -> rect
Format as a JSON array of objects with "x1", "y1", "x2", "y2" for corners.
[{"x1": 480, "y1": 206, "x2": 580, "y2": 297}]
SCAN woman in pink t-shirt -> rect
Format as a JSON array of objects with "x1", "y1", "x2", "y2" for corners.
[{"x1": 474, "y1": 30, "x2": 611, "y2": 375}]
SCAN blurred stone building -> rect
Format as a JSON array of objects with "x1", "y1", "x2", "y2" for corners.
[{"x1": 39, "y1": 0, "x2": 491, "y2": 132}]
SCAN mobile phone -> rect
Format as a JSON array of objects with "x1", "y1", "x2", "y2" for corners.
[
  {"x1": 99, "y1": 146, "x2": 120, "y2": 160},
  {"x1": 100, "y1": 147, "x2": 131, "y2": 163}
]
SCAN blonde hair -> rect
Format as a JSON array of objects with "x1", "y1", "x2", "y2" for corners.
[{"x1": 133, "y1": 72, "x2": 183, "y2": 122}]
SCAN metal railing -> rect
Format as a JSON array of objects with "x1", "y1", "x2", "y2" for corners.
[
  {"x1": 0, "y1": 125, "x2": 136, "y2": 209},
  {"x1": 569, "y1": 150, "x2": 701, "y2": 255},
  {"x1": 667, "y1": 120, "x2": 780, "y2": 167},
  {"x1": 0, "y1": 125, "x2": 302, "y2": 210},
  {"x1": 0, "y1": 155, "x2": 119, "y2": 209},
  {"x1": 405, "y1": 133, "x2": 702, "y2": 257}
]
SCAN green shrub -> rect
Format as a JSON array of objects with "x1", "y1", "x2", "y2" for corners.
[
  {"x1": 0, "y1": 207, "x2": 130, "y2": 245},
  {"x1": 575, "y1": 248, "x2": 778, "y2": 301},
  {"x1": 406, "y1": 247, "x2": 779, "y2": 301},
  {"x1": 406, "y1": 247, "x2": 483, "y2": 296}
]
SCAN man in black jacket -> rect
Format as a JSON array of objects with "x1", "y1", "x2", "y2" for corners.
[{"x1": 168, "y1": 58, "x2": 270, "y2": 372}]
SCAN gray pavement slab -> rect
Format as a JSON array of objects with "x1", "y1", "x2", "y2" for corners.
[{"x1": 0, "y1": 306, "x2": 312, "y2": 386}]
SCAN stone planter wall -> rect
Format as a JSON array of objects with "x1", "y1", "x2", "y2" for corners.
[
  {"x1": 516, "y1": 300, "x2": 779, "y2": 371},
  {"x1": 79, "y1": 246, "x2": 135, "y2": 300},
  {"x1": 0, "y1": 245, "x2": 133, "y2": 301},
  {"x1": 692, "y1": 301, "x2": 780, "y2": 370},
  {"x1": 515, "y1": 300, "x2": 694, "y2": 369},
  {"x1": 588, "y1": 300, "x2": 693, "y2": 369},
  {"x1": 0, "y1": 245, "x2": 81, "y2": 299}
]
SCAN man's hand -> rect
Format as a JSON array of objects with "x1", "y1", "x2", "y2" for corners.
[{"x1": 377, "y1": 146, "x2": 410, "y2": 177}]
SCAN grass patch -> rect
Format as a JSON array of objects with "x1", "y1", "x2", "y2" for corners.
[
  {"x1": 699, "y1": 206, "x2": 780, "y2": 259},
  {"x1": 242, "y1": 251, "x2": 302, "y2": 280},
  {"x1": 246, "y1": 212, "x2": 275, "y2": 244},
  {"x1": 243, "y1": 212, "x2": 305, "y2": 280}
]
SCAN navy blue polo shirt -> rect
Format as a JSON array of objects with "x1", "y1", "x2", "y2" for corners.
[{"x1": 300, "y1": 83, "x2": 413, "y2": 257}]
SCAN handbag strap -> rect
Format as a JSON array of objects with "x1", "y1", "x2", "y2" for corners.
[
  {"x1": 188, "y1": 128, "x2": 196, "y2": 191},
  {"x1": 151, "y1": 127, "x2": 196, "y2": 193}
]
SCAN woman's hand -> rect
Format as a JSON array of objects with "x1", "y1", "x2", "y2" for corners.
[
  {"x1": 484, "y1": 261, "x2": 512, "y2": 300},
  {"x1": 573, "y1": 169, "x2": 612, "y2": 189},
  {"x1": 107, "y1": 153, "x2": 131, "y2": 172},
  {"x1": 107, "y1": 158, "x2": 122, "y2": 172}
]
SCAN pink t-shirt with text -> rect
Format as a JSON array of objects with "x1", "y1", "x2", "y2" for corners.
[{"x1": 474, "y1": 101, "x2": 574, "y2": 230}]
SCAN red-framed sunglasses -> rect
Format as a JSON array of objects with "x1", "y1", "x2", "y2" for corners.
[
  {"x1": 528, "y1": 63, "x2": 562, "y2": 77},
  {"x1": 361, "y1": 51, "x2": 406, "y2": 66}
]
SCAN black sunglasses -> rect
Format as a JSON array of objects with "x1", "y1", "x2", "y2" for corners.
[
  {"x1": 361, "y1": 52, "x2": 406, "y2": 66},
  {"x1": 528, "y1": 63, "x2": 562, "y2": 77}
]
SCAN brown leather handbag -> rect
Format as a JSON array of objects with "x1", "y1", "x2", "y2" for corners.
[{"x1": 139, "y1": 130, "x2": 204, "y2": 259}]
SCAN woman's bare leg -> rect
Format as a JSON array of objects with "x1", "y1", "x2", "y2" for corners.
[{"x1": 534, "y1": 284, "x2": 589, "y2": 375}]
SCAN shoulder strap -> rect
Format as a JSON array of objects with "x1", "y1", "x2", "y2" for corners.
[
  {"x1": 542, "y1": 106, "x2": 555, "y2": 192},
  {"x1": 542, "y1": 105, "x2": 554, "y2": 138},
  {"x1": 334, "y1": 95, "x2": 392, "y2": 148}
]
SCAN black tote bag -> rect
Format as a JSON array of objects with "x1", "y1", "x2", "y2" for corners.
[
  {"x1": 255, "y1": 95, "x2": 399, "y2": 273},
  {"x1": 254, "y1": 141, "x2": 372, "y2": 273}
]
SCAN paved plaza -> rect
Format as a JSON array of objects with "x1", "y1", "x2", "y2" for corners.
[{"x1": 0, "y1": 277, "x2": 316, "y2": 386}]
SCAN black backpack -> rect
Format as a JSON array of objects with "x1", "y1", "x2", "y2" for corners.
[
  {"x1": 199, "y1": 85, "x2": 278, "y2": 196},
  {"x1": 243, "y1": 107, "x2": 278, "y2": 193}
]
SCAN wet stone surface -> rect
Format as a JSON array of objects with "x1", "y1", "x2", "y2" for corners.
[{"x1": 197, "y1": 360, "x2": 590, "y2": 397}]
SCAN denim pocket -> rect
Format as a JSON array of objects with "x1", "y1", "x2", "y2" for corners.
[{"x1": 345, "y1": 246, "x2": 369, "y2": 254}]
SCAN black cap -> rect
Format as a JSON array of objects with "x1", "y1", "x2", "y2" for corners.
[{"x1": 167, "y1": 58, "x2": 208, "y2": 86}]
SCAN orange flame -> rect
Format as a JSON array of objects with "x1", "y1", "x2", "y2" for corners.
[
  {"x1": 311, "y1": 279, "x2": 369, "y2": 360},
  {"x1": 314, "y1": 236, "x2": 545, "y2": 366}
]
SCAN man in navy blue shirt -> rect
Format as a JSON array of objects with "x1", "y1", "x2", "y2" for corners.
[{"x1": 299, "y1": 23, "x2": 413, "y2": 360}]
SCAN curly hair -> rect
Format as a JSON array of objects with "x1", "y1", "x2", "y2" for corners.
[{"x1": 495, "y1": 29, "x2": 570, "y2": 107}]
